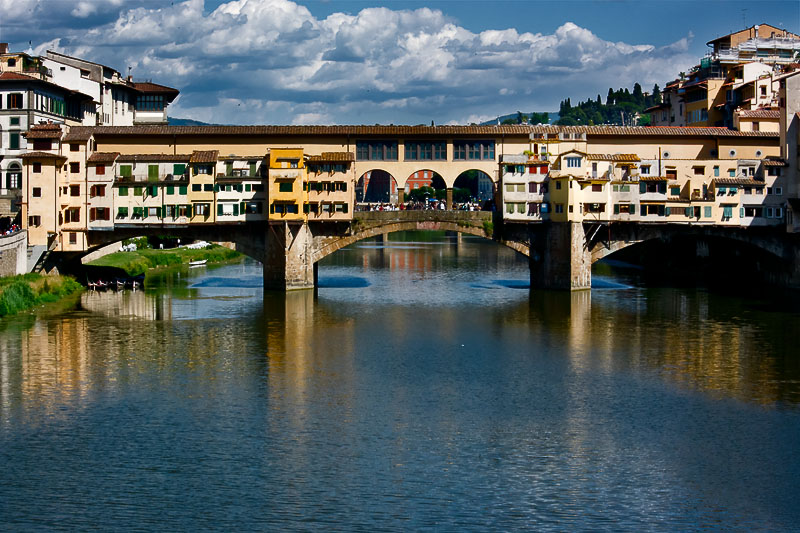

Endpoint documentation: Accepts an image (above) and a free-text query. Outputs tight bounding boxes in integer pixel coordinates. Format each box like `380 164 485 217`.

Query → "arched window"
6 162 22 189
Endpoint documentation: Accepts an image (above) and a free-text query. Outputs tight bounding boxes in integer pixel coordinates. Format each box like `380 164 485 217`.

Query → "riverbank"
85 244 242 277
0 273 83 317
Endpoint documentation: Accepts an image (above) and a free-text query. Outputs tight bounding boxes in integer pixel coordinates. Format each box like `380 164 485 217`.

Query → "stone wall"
0 230 27 277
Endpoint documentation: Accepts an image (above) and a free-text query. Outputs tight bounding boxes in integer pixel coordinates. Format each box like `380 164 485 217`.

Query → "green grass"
0 274 83 317
87 244 241 276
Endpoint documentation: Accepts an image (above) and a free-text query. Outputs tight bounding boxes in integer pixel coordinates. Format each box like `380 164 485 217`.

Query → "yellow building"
268 148 305 222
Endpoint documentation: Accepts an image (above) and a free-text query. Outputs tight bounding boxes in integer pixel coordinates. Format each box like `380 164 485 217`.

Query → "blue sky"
1 0 798 124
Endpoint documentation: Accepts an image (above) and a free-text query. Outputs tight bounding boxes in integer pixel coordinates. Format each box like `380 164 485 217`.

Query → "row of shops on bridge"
15 122 792 253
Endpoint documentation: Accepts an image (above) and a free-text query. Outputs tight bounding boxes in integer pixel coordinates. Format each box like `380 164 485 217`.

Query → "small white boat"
188 259 208 267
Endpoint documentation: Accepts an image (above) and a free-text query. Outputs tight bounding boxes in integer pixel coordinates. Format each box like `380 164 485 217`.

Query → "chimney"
0 43 8 54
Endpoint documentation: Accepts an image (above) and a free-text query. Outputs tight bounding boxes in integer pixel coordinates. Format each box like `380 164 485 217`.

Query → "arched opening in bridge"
454 170 495 209
356 170 398 204
404 170 446 206
595 234 791 288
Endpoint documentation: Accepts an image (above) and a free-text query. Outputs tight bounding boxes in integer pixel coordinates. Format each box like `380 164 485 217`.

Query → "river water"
1 231 799 530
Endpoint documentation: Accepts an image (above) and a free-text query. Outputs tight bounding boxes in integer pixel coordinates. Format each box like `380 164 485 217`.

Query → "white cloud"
16 0 697 125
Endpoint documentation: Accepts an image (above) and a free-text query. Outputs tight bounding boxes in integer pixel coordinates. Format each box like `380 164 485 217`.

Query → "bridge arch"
356 169 399 204
311 212 528 264
453 169 495 204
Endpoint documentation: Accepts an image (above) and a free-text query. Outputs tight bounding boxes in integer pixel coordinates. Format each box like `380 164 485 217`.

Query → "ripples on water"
0 232 799 530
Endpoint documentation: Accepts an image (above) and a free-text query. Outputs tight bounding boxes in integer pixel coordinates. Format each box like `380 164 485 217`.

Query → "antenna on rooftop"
741 9 747 29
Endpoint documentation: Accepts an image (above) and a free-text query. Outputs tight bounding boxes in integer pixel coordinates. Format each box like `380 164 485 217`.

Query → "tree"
633 83 644 105
516 111 526 124
652 83 662 104
607 88 615 105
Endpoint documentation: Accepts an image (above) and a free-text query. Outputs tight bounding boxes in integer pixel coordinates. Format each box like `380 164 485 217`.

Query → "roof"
737 108 780 119
644 103 670 112
0 71 38 82
639 176 669 181
24 123 63 139
131 81 180 95
762 158 788 167
706 23 800 46
586 153 641 162
88 152 120 163
66 124 779 139
116 153 192 162
714 178 765 186
63 130 93 142
190 150 219 163
20 151 67 161
306 152 355 162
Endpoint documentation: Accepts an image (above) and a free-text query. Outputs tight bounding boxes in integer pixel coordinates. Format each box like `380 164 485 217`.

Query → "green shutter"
179 185 187 195
226 162 233 176
155 206 161 218
120 165 132 177
704 206 712 218
119 187 128 196
341 182 347 192
117 207 127 218
167 186 174 195
740 207 745 217
639 182 646 194
245 184 252 192
303 203 310 214
148 165 159 181
665 207 671 216
9 133 19 150
342 203 348 214
249 162 257 176
149 185 158 196
236 184 243 192
241 202 246 213
640 205 646 216
134 187 143 196
233 203 239 216
173 163 186 176
685 207 692 217
214 184 220 192
217 203 223 216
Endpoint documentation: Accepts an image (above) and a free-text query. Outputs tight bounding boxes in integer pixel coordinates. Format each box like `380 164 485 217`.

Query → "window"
7 93 22 109
70 162 80 173
117 207 128 219
70 185 80 196
704 206 712 218
452 141 494 161
69 233 77 245
768 167 781 177
729 169 736 177
194 164 213 175
90 185 106 197
148 165 159 181
136 94 165 111
356 141 398 161
279 182 293 192
693 166 704 175
89 207 110 222
65 207 80 223
9 133 20 150
70 143 79 152
96 164 106 175
7 58 16 67
405 141 447 161
134 187 143 196
640 165 650 175
555 204 564 213
555 181 562 190
194 203 210 216
203 184 213 192
192 184 202 192
670 186 680 196
33 140 51 151
179 185 188 195
591 184 603 192
120 165 132 178
28 215 41 227
167 186 174 195
714 166 719 177
148 185 158 197
566 157 581 168
173 163 186 176
773 187 783 196
147 207 161 218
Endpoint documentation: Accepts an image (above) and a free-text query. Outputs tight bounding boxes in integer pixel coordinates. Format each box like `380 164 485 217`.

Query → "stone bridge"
68 212 800 291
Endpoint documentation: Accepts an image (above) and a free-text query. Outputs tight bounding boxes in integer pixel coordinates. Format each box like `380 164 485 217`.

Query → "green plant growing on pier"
482 220 494 236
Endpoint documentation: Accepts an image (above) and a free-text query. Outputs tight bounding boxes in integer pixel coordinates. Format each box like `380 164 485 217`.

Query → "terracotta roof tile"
68 124 780 139
586 153 641 162
762 158 788 167
714 178 765 186
190 150 219 163
63 129 93 142
132 82 180 95
639 176 669 181
0 71 38 82
306 152 355 162
88 152 119 163
20 151 67 161
23 123 64 139
116 153 192 162
738 108 780 119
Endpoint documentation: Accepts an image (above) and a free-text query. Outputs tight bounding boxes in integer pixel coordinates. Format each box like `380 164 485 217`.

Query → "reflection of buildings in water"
80 289 162 320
